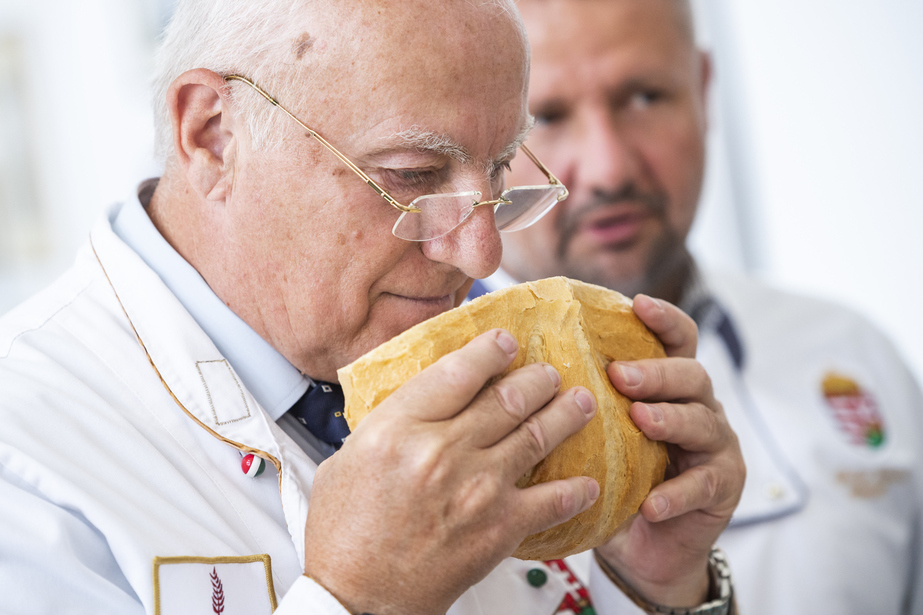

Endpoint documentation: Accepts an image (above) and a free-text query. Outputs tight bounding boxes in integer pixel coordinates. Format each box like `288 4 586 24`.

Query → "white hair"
152 0 524 162
152 0 312 161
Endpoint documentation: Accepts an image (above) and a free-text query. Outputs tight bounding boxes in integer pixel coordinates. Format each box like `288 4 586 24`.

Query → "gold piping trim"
153 554 277 614
90 238 282 475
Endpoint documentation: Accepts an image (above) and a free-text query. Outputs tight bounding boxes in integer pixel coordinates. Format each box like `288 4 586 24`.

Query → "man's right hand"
302 329 600 615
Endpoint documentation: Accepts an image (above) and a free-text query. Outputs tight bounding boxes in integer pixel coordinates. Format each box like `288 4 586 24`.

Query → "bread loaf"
337 276 668 560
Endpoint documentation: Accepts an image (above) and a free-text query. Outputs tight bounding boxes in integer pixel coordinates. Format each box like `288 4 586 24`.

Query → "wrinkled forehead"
282 0 530 153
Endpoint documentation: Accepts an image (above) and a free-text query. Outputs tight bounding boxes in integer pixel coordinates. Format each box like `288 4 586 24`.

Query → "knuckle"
436 354 480 393
693 465 720 503
405 432 451 487
648 361 668 393
551 483 575 522
451 470 501 519
703 405 722 441
673 310 699 349
359 422 402 461
693 362 716 400
522 416 548 457
644 403 670 438
686 401 721 448
490 381 529 422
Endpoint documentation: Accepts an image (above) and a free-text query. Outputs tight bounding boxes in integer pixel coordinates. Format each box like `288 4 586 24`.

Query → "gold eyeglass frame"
224 74 568 233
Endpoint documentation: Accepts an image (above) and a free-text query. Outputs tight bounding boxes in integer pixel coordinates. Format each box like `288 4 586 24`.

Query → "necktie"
289 381 351 450
689 297 745 371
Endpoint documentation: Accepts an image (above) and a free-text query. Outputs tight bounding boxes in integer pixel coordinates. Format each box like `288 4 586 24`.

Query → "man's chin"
368 293 457 345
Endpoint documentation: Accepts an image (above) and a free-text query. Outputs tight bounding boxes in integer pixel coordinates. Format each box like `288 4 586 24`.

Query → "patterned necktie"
289 381 351 450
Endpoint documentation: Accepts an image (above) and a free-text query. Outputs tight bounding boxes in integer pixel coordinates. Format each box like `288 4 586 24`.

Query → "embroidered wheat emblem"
211 567 225 614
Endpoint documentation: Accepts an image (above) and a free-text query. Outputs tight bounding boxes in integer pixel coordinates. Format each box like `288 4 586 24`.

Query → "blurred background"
1 0 921 383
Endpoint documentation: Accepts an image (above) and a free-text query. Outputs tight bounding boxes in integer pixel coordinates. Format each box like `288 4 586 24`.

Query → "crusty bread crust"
338 277 668 560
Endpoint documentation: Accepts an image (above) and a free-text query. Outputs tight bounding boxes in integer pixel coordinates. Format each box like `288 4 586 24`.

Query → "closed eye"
379 167 443 193
490 161 512 181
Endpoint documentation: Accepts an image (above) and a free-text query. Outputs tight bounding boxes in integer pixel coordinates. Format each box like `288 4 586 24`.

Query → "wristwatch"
593 547 735 615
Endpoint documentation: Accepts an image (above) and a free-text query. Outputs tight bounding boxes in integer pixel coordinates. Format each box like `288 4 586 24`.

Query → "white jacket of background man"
0 195 642 615
703 272 923 615
480 265 923 615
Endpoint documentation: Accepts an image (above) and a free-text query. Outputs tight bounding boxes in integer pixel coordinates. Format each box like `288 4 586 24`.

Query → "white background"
1 0 921 385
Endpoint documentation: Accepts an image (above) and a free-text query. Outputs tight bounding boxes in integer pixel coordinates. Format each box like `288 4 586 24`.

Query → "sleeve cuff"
273 575 352 615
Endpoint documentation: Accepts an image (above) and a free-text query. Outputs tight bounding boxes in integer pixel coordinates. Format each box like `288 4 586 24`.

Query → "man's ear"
167 68 237 202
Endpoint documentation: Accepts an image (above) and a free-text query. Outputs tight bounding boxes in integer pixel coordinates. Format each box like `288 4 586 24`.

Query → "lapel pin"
241 453 266 478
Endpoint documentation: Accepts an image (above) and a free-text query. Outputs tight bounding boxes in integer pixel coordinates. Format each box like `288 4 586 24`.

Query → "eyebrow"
384 116 536 173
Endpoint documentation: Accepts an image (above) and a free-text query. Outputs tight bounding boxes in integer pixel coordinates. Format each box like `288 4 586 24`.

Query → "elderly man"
476 0 923 614
0 0 745 613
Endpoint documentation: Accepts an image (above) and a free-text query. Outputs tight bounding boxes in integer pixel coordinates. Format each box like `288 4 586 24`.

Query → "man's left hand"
596 294 746 608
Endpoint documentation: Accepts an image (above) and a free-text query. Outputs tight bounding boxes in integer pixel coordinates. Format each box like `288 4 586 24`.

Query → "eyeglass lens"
392 192 480 241
392 185 565 242
494 185 566 232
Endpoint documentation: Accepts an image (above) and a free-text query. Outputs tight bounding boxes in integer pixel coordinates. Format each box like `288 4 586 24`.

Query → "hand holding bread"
302 279 745 614
339 277 669 559
596 293 745 609
303 316 600 614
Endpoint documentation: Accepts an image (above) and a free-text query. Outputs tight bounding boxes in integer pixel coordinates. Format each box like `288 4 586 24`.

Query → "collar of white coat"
91 199 286 464
110 179 310 421
89 198 317 564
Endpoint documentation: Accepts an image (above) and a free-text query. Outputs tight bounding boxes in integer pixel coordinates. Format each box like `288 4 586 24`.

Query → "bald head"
154 0 527 159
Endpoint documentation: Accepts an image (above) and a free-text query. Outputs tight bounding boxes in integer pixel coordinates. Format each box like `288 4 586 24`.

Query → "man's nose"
421 199 503 280
575 110 639 190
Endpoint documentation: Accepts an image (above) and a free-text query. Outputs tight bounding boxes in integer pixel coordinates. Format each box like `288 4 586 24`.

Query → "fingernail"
646 403 664 423
649 494 669 517
543 364 561 388
618 364 643 386
495 331 518 356
575 389 596 415
586 478 600 501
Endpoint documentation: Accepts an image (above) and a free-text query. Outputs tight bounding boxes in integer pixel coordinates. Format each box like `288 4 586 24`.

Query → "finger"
608 357 716 404
451 362 562 448
638 459 742 522
513 476 601 537
386 329 518 422
629 400 730 453
492 387 597 480
632 294 697 358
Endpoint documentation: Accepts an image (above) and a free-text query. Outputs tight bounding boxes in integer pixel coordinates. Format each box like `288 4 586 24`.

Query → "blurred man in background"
473 0 923 613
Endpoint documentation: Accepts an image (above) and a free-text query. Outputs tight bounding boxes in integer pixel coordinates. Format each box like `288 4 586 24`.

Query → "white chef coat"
0 193 633 614
478 267 923 614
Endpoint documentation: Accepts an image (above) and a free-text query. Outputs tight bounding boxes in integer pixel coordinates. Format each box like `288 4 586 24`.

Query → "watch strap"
593 547 735 615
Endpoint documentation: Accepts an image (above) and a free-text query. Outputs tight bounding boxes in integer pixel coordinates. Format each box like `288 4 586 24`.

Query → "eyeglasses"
225 75 568 241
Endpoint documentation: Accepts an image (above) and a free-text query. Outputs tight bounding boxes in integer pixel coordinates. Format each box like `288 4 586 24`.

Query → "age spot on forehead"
293 32 316 60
